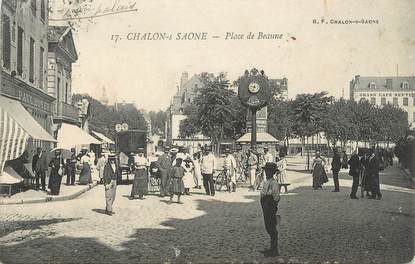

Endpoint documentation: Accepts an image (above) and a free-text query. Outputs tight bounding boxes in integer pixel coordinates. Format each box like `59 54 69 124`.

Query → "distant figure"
79 149 92 185
130 148 149 200
192 152 202 189
260 162 280 257
223 148 237 192
96 152 108 184
48 149 64 195
311 150 328 190
348 150 361 199
32 147 48 191
200 146 216 196
103 153 118 215
263 147 273 163
168 158 185 204
157 147 172 197
65 148 77 186
182 157 194 195
341 150 348 169
247 149 259 191
367 148 382 200
331 149 341 192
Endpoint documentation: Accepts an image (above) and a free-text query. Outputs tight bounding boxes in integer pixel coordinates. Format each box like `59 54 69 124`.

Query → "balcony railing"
56 101 79 123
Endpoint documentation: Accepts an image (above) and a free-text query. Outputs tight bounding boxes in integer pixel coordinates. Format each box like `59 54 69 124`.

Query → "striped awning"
0 96 56 174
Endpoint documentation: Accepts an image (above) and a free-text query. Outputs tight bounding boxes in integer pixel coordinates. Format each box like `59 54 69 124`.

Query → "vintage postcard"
0 0 414 263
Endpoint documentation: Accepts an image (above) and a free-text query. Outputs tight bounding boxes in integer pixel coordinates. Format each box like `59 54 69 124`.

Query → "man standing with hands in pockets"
103 153 118 216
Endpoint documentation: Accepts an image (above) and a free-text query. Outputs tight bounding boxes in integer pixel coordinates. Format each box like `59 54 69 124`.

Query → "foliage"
147 111 168 136
72 94 147 139
291 92 332 138
267 99 294 141
395 136 415 176
178 72 246 146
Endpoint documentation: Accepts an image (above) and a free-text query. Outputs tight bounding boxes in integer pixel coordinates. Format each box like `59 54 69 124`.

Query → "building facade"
47 25 80 128
166 72 210 151
1 0 55 151
350 75 415 128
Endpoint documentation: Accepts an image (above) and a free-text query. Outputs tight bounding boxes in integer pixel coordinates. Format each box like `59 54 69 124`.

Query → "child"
168 158 185 204
182 157 194 195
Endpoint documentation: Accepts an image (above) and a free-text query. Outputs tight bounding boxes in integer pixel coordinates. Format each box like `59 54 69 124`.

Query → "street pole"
251 109 257 151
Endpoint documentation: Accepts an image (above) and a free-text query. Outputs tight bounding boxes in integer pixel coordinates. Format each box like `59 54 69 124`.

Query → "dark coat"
103 161 118 185
32 152 48 172
49 156 65 176
366 155 380 176
331 153 341 172
348 154 360 176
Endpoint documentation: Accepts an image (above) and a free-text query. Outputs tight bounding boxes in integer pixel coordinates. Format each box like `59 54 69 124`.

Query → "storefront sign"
356 92 415 97
17 90 51 112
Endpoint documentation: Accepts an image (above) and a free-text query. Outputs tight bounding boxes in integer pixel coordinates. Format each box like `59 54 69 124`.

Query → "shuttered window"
29 37 35 83
2 14 11 70
17 27 24 75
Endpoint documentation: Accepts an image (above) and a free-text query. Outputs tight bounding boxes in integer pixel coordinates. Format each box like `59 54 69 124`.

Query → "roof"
48 26 78 61
352 76 415 91
236 132 279 143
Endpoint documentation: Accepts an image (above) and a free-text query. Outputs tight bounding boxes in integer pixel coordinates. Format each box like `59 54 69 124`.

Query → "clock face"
248 82 260 94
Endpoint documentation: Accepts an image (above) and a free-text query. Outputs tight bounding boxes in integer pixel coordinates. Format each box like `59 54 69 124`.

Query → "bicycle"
214 169 231 192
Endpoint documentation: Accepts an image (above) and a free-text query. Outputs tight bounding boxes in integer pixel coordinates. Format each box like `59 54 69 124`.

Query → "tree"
178 72 246 152
267 99 294 144
147 110 168 136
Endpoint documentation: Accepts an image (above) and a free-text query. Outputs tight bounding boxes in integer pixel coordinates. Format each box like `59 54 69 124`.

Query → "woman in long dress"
49 150 64 195
182 157 194 195
311 151 328 189
79 153 92 184
130 149 149 200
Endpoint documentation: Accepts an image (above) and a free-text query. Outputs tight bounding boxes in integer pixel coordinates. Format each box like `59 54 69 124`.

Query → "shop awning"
236 132 279 143
0 166 24 184
92 131 115 144
0 96 57 142
57 123 101 149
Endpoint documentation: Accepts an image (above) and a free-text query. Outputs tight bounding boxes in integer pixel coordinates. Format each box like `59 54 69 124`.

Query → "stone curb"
0 182 98 205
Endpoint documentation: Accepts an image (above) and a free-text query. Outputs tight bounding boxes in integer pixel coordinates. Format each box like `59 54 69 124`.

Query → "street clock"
238 74 270 110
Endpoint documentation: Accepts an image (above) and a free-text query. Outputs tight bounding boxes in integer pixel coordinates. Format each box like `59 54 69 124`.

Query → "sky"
50 0 415 111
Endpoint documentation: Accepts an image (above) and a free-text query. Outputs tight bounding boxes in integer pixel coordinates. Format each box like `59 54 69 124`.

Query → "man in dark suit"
367 148 382 200
348 150 361 199
32 147 48 191
331 149 341 192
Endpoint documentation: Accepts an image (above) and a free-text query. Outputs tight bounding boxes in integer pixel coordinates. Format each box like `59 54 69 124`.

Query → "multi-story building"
350 75 415 128
165 72 210 151
1 0 56 148
47 25 80 127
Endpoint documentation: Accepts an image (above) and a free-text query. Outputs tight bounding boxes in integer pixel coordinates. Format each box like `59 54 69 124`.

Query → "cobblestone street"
0 159 413 264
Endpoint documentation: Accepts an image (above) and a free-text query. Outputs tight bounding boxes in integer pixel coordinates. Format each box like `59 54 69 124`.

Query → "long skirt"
169 178 185 195
183 171 194 189
49 172 62 195
79 163 92 184
131 169 148 197
312 164 328 188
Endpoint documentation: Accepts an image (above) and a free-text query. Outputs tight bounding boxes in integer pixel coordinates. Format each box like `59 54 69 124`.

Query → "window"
393 97 398 106
40 0 46 21
31 0 37 16
359 97 366 102
370 97 376 104
39 47 44 88
65 83 68 103
403 97 408 106
401 82 409 89
57 77 61 101
381 97 386 106
369 82 376 89
2 14 11 70
29 37 35 83
17 27 24 75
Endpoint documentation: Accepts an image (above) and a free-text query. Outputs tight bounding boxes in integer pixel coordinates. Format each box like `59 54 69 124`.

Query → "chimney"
180 71 189 88
386 78 393 89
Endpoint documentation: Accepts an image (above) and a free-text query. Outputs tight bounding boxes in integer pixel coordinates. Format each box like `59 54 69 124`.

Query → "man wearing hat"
65 148 77 186
247 149 258 191
260 162 280 257
103 153 118 215
157 147 172 197
200 145 216 196
32 147 48 191
223 148 237 192
366 147 382 200
131 148 149 199
331 148 341 192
